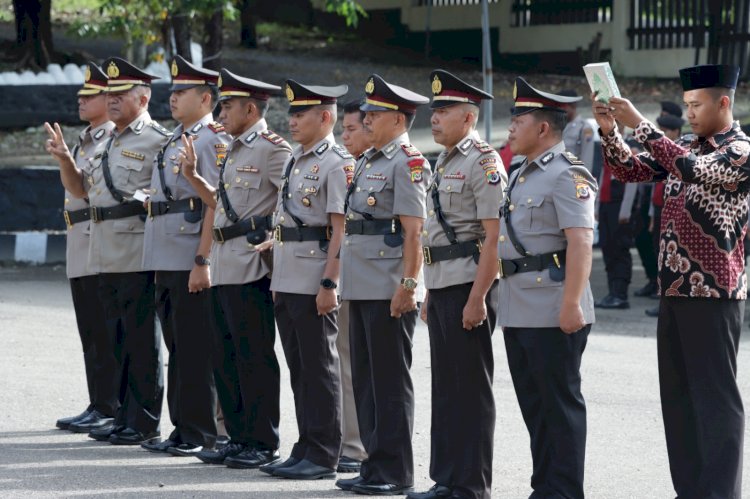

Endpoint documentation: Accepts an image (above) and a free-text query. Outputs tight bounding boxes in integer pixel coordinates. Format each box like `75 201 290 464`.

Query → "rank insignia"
384 143 397 155
332 144 353 159
134 120 145 133
301 196 311 207
366 173 387 181
237 166 258 173
191 123 203 133
444 173 465 180
121 150 145 161
304 174 319 181
401 143 421 157
311 164 320 173
94 129 105 140
208 122 225 133
460 139 472 151
262 130 283 144
315 142 330 156
474 140 494 154
540 152 555 165
367 195 377 206
563 151 584 165
575 182 590 199
245 132 258 144
408 158 424 183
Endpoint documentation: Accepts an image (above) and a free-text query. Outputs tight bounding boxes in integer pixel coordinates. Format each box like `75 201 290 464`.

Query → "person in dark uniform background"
47 63 119 435
335 74 430 496
409 70 505 499
500 77 597 499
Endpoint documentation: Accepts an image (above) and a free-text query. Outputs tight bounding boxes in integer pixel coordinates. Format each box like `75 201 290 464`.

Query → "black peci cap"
660 101 683 118
656 113 685 131
679 64 740 91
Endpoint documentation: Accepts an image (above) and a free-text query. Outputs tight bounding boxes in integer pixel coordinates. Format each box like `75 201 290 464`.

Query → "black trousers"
275 292 342 468
155 270 218 447
99 271 163 434
657 297 744 499
426 282 498 499
504 325 590 499
349 300 417 486
634 187 658 282
598 202 634 298
69 275 120 416
210 278 280 450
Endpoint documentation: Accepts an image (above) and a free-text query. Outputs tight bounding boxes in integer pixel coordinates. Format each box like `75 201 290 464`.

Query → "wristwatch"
194 255 210 266
320 278 338 290
400 277 418 291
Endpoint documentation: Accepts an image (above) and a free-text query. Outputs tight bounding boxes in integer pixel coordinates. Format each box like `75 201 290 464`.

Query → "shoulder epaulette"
149 121 172 137
562 151 584 166
401 143 421 157
208 121 225 133
261 130 284 145
332 144 353 159
473 139 495 154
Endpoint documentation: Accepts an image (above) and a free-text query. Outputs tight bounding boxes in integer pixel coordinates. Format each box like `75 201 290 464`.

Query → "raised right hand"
591 93 616 136
44 122 71 162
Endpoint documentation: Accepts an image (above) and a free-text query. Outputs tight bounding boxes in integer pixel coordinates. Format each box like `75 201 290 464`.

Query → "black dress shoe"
224 448 280 469
141 439 179 453
108 428 160 446
645 306 660 317
407 485 453 499
56 409 91 430
259 456 299 475
273 458 336 480
89 424 123 442
336 475 365 491
634 281 657 297
68 411 114 433
337 455 362 473
352 482 413 495
196 442 246 465
595 295 630 309
215 435 230 447
167 443 203 457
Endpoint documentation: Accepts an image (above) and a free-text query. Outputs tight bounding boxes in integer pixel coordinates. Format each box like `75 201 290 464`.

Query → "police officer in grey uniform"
561 89 597 176
410 70 505 499
259 80 352 480
140 55 229 456
335 74 430 496
47 63 119 434
500 78 597 499
191 69 292 469
52 57 171 445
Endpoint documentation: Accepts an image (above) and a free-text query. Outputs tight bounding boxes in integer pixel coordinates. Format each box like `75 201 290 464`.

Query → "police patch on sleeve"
575 182 591 199
408 158 424 183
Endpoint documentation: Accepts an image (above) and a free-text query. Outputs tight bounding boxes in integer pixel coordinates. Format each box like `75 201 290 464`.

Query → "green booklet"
584 62 621 103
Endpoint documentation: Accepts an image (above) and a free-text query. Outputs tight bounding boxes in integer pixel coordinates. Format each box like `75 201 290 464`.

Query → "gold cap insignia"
84 66 91 82
431 75 442 95
512 82 517 100
217 75 222 87
365 77 375 95
107 61 120 79
171 60 178 77
285 84 294 102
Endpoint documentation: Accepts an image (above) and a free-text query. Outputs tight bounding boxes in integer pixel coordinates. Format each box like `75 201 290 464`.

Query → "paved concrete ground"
1 253 750 498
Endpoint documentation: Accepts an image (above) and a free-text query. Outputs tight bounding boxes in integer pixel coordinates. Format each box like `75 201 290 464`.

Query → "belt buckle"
344 220 350 236
189 198 195 211
147 199 153 219
391 219 396 234
251 217 257 231
212 226 225 243
89 206 100 223
273 226 282 242
63 210 72 228
498 258 504 278
423 246 432 265
325 225 332 240
476 238 483 252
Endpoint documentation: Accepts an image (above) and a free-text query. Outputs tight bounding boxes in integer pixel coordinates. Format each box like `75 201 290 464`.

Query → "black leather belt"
344 218 401 235
148 197 202 217
63 207 91 227
89 202 146 223
423 239 482 265
212 215 273 243
499 250 566 278
274 225 330 242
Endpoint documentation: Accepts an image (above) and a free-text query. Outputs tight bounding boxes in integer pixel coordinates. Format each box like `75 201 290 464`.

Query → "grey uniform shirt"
497 141 597 328
65 121 115 279
341 132 430 301
563 114 597 173
143 114 231 271
210 119 292 286
423 130 506 290
87 112 171 274
271 135 352 295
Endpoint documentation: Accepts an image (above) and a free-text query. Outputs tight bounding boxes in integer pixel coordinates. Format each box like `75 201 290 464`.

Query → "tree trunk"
202 8 223 70
12 0 54 69
239 0 258 49
172 11 192 61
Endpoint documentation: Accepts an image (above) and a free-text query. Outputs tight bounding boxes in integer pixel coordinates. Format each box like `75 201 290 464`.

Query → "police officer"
500 77 597 499
561 89 597 173
46 63 119 434
140 55 230 456
191 69 292 468
259 80 352 480
51 57 170 445
410 70 505 499
335 74 430 496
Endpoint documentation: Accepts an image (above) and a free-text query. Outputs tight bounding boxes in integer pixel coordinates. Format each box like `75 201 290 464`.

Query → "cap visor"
360 102 394 113
170 83 200 92
287 105 315 115
429 100 462 109
107 83 137 93
78 88 103 96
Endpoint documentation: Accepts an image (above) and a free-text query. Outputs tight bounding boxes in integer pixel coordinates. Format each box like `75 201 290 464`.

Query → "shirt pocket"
164 214 201 236
517 271 564 289
229 172 262 207
114 158 146 187
293 246 327 259
362 243 402 260
517 195 546 231
112 218 145 234
438 179 466 213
